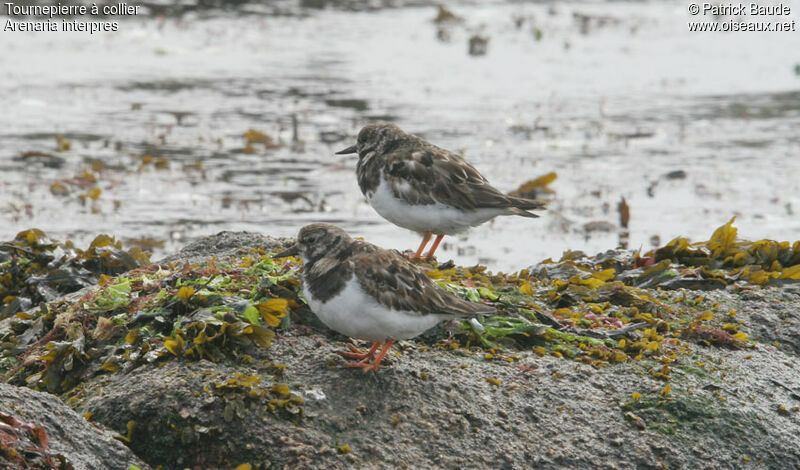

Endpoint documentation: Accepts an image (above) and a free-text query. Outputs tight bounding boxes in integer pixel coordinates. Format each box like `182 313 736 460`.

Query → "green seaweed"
1 218 796 398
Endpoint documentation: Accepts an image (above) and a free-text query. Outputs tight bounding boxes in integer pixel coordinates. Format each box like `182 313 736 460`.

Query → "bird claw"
342 360 380 371
339 339 395 372
337 350 373 360
336 342 379 361
403 251 435 263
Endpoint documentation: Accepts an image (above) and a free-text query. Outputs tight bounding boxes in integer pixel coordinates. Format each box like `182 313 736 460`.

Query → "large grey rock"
69 328 800 469
0 383 148 470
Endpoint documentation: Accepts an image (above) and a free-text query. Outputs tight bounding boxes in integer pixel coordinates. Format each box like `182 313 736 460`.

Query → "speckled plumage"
339 122 546 236
274 223 495 344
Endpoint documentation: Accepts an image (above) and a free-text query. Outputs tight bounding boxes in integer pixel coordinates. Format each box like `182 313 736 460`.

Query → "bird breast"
366 175 507 235
303 277 446 342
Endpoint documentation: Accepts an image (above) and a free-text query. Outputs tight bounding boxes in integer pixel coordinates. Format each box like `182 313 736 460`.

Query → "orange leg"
343 338 395 371
367 339 395 370
338 342 381 360
411 232 432 259
424 234 445 260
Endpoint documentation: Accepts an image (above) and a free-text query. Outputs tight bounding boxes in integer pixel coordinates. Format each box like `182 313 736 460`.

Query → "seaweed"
0 229 149 320
1 218 795 398
1 237 298 394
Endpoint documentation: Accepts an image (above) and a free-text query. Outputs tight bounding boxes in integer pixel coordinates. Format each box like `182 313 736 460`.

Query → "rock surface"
70 328 800 469
3 231 800 469
158 230 286 265
0 383 148 470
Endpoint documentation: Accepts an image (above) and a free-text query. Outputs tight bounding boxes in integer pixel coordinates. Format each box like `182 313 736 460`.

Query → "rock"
4 231 800 469
158 230 285 265
0 383 148 470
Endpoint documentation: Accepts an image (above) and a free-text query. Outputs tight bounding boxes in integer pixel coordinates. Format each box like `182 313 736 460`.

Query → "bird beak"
272 244 300 258
335 144 358 155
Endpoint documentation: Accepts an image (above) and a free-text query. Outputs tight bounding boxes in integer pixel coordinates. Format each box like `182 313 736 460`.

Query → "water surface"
2 1 799 271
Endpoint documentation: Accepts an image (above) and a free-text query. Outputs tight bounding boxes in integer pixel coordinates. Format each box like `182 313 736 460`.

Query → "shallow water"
2 1 799 271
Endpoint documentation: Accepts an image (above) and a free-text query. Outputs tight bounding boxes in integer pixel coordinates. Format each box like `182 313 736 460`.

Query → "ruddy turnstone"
273 223 495 371
336 123 546 260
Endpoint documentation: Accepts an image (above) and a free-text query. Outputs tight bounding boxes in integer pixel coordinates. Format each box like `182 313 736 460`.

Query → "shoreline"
1 223 799 468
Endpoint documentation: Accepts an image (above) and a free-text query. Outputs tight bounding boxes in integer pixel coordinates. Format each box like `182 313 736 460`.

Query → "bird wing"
351 247 495 317
383 143 545 213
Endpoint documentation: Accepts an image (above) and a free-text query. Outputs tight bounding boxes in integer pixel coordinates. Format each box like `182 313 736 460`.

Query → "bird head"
273 223 352 264
335 122 406 158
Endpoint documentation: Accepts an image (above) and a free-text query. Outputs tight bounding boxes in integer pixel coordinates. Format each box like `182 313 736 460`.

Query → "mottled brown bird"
336 122 546 259
274 223 494 371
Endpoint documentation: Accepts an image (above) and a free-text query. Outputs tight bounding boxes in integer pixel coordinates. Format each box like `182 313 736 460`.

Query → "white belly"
366 176 508 235
303 277 447 342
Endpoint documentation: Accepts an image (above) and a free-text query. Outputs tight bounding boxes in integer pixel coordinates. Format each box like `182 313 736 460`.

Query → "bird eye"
306 236 316 244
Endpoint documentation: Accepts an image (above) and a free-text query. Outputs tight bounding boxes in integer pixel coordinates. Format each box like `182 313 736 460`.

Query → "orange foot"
337 342 381 360
343 359 380 370
342 339 395 372
408 232 433 259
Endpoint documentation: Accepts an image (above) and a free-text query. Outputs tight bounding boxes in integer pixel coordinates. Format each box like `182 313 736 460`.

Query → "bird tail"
448 298 496 317
472 303 497 316
507 196 547 218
